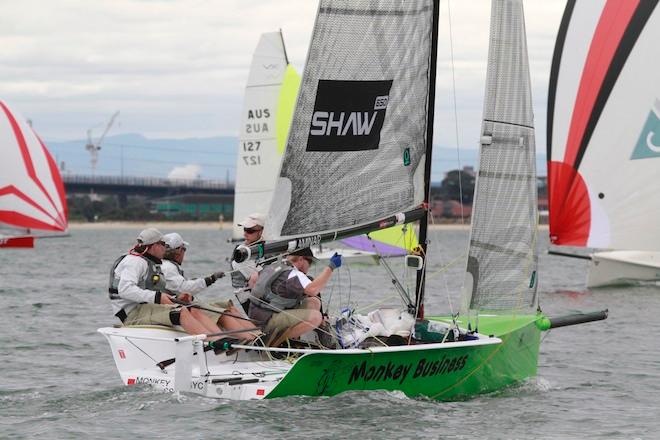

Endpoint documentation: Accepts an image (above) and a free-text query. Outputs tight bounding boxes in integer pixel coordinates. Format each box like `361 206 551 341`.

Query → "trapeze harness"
108 253 167 322
250 260 304 313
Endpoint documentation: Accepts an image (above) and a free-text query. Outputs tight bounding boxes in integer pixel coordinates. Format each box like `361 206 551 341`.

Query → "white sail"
547 0 660 251
462 0 538 313
265 1 434 240
232 32 300 240
0 100 68 244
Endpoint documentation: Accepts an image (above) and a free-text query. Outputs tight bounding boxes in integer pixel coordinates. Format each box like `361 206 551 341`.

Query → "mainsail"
0 100 68 248
265 1 434 240
232 31 301 240
547 0 660 251
462 0 538 313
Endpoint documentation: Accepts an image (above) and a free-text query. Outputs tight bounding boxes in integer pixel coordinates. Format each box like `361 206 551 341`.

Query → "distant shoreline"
68 221 548 231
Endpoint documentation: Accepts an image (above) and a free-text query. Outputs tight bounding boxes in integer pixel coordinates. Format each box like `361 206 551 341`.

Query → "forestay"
233 32 301 240
547 0 660 251
462 0 538 313
265 0 434 240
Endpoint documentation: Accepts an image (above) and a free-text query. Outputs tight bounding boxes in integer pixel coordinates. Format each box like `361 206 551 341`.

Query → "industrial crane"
85 111 119 175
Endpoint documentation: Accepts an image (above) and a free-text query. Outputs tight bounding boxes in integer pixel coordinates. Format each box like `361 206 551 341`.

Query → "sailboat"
0 100 68 248
99 0 606 401
547 0 660 288
231 31 301 241
231 32 414 264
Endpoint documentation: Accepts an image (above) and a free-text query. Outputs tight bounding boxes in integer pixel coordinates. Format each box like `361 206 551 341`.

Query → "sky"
1 0 566 171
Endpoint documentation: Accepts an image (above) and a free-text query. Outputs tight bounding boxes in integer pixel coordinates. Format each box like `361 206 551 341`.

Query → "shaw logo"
631 99 660 160
307 79 393 151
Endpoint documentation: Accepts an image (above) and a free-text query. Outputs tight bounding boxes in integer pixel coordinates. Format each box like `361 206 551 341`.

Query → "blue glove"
329 253 342 270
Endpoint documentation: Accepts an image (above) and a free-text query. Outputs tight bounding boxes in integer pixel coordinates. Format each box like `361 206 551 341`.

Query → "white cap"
237 212 266 229
137 228 163 245
163 232 189 249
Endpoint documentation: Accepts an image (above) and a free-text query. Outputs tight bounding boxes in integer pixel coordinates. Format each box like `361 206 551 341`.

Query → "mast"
414 0 440 320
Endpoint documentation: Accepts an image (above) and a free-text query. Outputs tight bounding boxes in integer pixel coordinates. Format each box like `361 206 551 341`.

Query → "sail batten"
461 0 539 314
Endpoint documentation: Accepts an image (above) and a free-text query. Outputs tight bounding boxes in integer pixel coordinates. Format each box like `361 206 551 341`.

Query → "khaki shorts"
264 298 315 335
200 300 231 323
124 303 182 326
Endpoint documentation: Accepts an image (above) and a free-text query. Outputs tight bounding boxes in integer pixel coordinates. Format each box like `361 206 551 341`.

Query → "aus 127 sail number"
242 141 261 166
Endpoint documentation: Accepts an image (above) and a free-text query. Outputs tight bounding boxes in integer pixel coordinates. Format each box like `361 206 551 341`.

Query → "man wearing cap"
248 248 342 346
108 228 225 338
230 213 267 312
161 232 256 339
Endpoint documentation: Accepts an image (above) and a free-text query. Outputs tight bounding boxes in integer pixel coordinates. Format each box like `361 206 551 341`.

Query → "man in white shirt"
162 232 258 340
109 228 224 339
230 213 267 312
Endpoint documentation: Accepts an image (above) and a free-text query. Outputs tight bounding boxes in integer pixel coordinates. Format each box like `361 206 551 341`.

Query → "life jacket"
250 259 302 312
108 253 166 299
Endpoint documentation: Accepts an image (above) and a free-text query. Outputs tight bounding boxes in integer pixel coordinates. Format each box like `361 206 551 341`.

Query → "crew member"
248 247 342 346
162 232 257 340
108 228 224 339
230 213 266 312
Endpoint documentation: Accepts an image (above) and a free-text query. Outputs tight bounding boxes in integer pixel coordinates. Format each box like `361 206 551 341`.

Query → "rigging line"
429 213 456 317
447 0 465 224
125 336 159 364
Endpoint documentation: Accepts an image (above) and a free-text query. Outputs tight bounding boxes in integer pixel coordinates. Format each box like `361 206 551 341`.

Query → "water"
1 226 658 439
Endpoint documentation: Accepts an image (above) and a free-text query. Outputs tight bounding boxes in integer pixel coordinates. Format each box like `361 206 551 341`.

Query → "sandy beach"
68 221 548 231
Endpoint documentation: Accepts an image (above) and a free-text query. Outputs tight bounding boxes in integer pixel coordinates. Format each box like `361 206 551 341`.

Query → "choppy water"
1 227 658 439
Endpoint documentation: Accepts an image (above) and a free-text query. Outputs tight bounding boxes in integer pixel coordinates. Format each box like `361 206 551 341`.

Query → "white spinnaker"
550 1 660 250
232 32 291 240
0 100 67 232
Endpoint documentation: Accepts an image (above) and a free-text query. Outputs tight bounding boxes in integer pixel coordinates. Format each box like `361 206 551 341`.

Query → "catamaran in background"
100 0 606 401
0 100 68 248
546 0 660 288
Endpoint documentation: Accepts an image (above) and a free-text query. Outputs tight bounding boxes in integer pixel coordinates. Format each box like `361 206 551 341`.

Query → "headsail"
232 31 301 240
547 0 660 251
265 1 435 241
0 100 68 247
461 0 538 314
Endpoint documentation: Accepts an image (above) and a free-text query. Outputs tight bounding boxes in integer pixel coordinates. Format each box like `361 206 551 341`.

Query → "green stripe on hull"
267 315 541 400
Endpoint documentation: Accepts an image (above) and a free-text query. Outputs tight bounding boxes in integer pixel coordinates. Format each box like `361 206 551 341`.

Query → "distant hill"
46 133 547 182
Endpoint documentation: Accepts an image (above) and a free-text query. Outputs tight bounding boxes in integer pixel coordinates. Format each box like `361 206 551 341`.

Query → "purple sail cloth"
340 236 406 256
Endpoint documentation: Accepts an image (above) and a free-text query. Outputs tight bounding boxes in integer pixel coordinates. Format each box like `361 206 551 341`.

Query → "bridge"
63 174 234 198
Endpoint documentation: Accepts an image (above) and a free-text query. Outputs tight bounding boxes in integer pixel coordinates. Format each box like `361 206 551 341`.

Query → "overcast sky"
1 0 565 152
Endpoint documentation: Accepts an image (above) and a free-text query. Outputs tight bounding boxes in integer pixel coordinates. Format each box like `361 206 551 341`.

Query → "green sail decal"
276 64 302 155
630 102 660 160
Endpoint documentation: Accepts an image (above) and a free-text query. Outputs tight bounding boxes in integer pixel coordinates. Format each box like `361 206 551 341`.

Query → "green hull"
267 314 542 400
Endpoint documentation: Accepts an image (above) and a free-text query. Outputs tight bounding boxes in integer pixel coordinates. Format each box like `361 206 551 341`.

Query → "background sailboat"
231 31 301 241
547 0 660 287
0 100 68 248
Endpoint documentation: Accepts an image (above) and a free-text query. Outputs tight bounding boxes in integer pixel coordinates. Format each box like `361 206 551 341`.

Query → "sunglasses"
244 227 262 234
154 241 166 246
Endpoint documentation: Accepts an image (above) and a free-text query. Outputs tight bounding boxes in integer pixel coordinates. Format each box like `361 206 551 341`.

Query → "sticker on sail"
307 79 393 151
630 99 660 160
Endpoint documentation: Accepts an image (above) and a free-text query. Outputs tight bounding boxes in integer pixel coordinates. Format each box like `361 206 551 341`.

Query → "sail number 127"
242 141 261 166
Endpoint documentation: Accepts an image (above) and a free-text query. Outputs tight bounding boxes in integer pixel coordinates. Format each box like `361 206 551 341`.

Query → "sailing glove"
328 253 342 270
205 271 226 286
